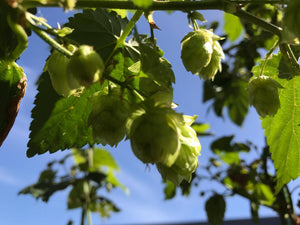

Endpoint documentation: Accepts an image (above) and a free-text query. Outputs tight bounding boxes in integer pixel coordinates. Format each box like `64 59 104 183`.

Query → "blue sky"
0 7 289 225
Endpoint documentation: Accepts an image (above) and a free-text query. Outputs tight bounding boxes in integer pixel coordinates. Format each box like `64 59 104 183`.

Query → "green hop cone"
88 88 130 147
45 48 75 97
67 45 104 88
156 115 201 185
283 0 300 39
181 29 224 79
248 75 283 118
127 105 181 167
199 41 224 80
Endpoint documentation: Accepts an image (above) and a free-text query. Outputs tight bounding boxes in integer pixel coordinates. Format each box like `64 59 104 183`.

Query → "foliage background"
1 6 293 225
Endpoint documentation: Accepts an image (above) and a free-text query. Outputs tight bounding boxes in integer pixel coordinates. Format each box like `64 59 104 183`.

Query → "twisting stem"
28 13 52 29
6 14 28 61
26 12 73 57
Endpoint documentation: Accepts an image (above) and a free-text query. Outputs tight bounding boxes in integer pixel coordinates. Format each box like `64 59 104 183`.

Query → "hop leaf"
283 0 300 39
205 194 226 225
248 75 283 118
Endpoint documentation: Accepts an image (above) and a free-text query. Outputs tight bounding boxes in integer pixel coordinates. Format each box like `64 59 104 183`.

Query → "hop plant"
127 103 182 167
88 88 130 147
44 45 77 97
181 29 224 80
248 75 283 118
156 115 201 185
283 0 300 39
67 45 104 88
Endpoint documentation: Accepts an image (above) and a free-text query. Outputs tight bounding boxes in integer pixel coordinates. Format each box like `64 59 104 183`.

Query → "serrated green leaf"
19 180 71 202
205 194 226 225
110 51 138 83
67 181 88 209
211 135 250 153
133 0 152 8
252 53 300 192
203 69 249 126
226 80 249 126
107 170 128 193
65 8 128 61
38 169 57 183
223 13 243 42
90 196 120 218
27 72 103 157
211 136 234 152
140 44 175 86
216 151 240 165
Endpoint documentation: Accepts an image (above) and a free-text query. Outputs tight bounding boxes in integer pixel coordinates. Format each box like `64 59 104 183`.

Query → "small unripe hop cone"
181 29 225 80
248 75 283 117
127 107 181 167
67 45 104 89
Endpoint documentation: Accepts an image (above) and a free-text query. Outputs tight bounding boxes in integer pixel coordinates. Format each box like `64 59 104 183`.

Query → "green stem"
276 185 296 225
87 210 92 225
21 0 289 10
84 148 93 225
26 13 73 57
118 10 143 47
280 43 300 71
28 13 52 29
105 74 146 100
21 0 284 38
259 37 279 76
192 19 199 31
20 0 232 10
6 14 28 61
81 208 85 225
104 10 143 65
234 9 282 37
